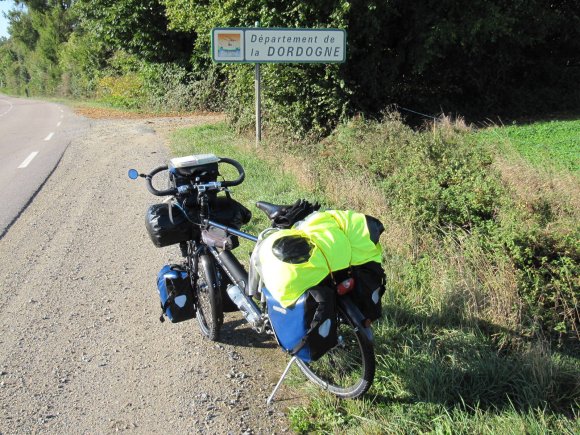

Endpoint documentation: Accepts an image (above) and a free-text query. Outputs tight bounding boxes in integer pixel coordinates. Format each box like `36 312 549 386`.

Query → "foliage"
96 73 144 109
2 0 580 132
170 120 580 435
140 62 226 112
74 0 195 65
163 0 580 134
58 31 107 98
163 0 351 136
1 0 73 95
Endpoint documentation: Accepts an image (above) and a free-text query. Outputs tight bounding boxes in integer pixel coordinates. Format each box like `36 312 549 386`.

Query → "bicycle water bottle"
226 284 261 326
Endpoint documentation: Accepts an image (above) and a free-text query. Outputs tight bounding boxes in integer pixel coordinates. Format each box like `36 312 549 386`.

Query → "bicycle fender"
337 295 374 346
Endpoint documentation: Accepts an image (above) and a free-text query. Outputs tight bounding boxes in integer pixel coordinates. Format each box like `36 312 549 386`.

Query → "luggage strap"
159 279 177 322
289 288 327 356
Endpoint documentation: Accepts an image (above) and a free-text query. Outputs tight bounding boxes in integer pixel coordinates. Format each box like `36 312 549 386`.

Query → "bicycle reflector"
337 278 355 295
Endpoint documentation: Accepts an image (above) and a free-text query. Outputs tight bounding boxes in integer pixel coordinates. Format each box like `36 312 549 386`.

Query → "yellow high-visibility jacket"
257 210 382 307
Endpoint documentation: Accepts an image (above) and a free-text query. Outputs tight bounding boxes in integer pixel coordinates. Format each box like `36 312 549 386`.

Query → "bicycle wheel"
296 307 375 398
194 253 223 341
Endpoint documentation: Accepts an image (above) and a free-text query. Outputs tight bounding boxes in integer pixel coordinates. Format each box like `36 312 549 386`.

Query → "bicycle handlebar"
218 157 245 187
145 165 178 197
144 157 245 197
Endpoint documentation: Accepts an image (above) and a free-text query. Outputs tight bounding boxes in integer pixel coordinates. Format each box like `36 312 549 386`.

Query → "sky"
0 1 16 39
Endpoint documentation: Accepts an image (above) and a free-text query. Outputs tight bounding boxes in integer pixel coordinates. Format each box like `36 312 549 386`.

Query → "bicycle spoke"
296 308 375 398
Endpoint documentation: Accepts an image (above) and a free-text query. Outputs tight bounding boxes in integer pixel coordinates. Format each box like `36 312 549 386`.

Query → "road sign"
211 26 347 144
212 28 346 63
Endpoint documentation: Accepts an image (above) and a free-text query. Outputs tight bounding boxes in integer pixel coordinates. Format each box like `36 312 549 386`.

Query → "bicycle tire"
194 253 223 341
295 307 375 398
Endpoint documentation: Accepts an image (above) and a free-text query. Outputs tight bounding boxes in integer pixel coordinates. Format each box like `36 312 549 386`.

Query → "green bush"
501 228 579 339
141 62 226 112
96 73 145 109
162 0 580 136
283 113 579 343
58 32 106 98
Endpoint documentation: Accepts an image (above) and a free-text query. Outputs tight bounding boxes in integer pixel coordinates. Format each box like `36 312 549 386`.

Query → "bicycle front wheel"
296 307 375 398
194 253 223 341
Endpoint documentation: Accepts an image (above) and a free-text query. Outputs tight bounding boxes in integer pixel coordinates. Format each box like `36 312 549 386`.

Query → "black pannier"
351 261 386 321
145 195 250 249
209 195 252 229
145 203 195 248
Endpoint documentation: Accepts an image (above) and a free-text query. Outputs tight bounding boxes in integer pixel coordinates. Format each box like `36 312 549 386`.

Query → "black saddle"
255 201 288 220
255 199 321 228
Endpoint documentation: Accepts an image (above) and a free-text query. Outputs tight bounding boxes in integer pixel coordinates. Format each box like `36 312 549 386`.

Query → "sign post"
211 27 346 143
254 22 261 145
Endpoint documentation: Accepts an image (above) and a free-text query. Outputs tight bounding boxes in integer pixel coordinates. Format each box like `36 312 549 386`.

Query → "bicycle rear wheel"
296 307 375 398
194 253 223 341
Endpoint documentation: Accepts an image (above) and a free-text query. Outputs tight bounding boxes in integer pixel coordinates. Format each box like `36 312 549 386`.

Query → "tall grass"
169 118 579 433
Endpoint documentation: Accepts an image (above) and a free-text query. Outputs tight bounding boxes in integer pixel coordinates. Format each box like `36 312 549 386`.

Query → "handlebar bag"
264 285 337 363
169 158 219 182
145 203 194 248
351 261 386 321
209 195 252 230
157 264 196 323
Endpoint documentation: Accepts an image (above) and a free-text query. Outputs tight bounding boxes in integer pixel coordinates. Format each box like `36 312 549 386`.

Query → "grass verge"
169 119 579 433
475 119 580 173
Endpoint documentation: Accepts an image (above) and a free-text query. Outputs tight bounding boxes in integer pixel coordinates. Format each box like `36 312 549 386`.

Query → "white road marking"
0 99 14 117
44 132 54 141
57 121 62 127
18 152 39 169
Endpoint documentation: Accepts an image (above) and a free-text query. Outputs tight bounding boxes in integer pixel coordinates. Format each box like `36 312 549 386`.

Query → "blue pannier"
264 285 337 363
156 264 196 323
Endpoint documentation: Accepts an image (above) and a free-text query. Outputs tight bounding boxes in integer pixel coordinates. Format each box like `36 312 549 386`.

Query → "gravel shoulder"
0 114 294 434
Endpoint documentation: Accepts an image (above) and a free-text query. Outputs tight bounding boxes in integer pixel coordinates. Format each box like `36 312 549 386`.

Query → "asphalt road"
0 94 88 238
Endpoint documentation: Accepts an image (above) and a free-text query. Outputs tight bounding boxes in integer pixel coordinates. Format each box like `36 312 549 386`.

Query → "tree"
74 0 195 65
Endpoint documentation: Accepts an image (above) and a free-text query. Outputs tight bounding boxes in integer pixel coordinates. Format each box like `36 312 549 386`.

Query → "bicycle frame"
196 219 272 333
201 219 374 345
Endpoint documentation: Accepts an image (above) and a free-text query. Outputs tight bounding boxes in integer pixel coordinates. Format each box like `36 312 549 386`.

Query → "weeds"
169 118 579 433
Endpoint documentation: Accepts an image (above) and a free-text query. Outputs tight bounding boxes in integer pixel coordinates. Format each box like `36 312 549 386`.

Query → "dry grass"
430 113 473 137
494 155 580 225
242 115 577 343
250 129 525 333
431 232 522 329
251 119 525 333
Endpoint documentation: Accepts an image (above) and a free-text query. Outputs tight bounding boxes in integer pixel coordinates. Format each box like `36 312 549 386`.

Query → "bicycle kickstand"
266 356 297 405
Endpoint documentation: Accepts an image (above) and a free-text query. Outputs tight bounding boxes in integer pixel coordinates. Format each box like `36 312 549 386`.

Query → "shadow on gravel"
220 317 278 349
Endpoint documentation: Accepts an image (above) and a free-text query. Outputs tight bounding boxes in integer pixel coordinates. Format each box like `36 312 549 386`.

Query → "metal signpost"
211 26 346 144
